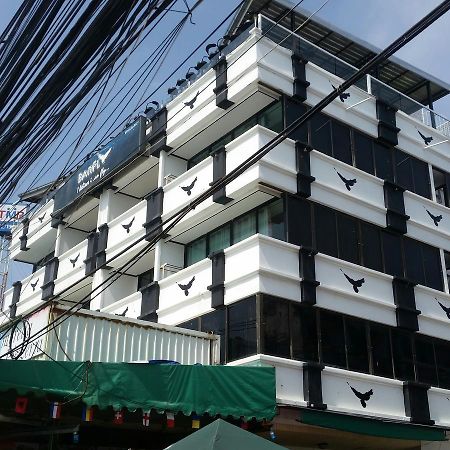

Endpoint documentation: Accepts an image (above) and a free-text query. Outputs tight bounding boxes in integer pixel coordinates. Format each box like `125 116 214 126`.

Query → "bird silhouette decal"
31 279 39 291
97 148 111 164
347 382 373 408
425 208 442 227
331 84 350 102
417 129 433 146
178 276 195 296
180 177 197 196
437 299 450 319
116 307 128 317
334 168 357 191
184 91 200 109
69 253 80 268
122 216 135 234
38 212 46 223
340 269 365 293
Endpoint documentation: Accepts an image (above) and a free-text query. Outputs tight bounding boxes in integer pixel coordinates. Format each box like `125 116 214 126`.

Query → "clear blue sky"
1 0 450 283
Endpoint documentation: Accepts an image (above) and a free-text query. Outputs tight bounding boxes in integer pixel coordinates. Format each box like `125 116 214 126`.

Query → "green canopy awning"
299 409 446 442
0 360 276 421
165 418 287 449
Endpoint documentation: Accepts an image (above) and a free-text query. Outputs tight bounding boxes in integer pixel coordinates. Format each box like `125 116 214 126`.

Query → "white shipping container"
0 305 219 365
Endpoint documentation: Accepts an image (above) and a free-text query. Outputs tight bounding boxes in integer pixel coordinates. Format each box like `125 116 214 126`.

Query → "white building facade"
4 1 450 448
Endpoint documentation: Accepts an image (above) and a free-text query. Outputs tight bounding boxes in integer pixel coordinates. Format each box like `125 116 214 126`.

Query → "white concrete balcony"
405 191 450 252
10 200 57 264
101 290 142 319
163 125 295 243
429 387 450 427
53 239 90 301
14 266 46 316
105 199 148 268
310 151 386 228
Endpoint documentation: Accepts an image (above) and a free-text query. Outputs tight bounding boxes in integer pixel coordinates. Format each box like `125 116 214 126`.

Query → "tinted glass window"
314 205 338 257
370 324 393 378
374 142 393 181
391 330 414 380
228 297 257 362
258 200 285 240
234 116 257 138
354 131 374 175
209 224 231 255
415 337 437 386
382 231 403 277
435 341 450 389
186 237 207 266
311 113 332 156
332 121 352 165
422 244 443 291
233 211 257 244
291 303 318 362
337 214 359 264
178 318 199 331
411 158 431 199
346 317 369 372
394 150 414 192
262 296 290 358
320 310 346 367
259 101 283 132
201 309 226 363
361 223 382 272
403 237 425 286
138 269 154 290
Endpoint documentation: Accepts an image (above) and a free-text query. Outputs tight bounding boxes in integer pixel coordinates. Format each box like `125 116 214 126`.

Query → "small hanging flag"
82 406 94 422
191 415 200 429
166 412 175 428
15 397 28 414
142 411 150 427
113 410 124 425
50 402 61 419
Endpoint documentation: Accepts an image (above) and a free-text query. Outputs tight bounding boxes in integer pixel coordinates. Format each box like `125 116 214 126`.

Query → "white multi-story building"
3 0 450 448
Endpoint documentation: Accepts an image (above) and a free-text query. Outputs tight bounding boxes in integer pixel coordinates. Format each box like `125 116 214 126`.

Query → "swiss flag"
15 397 28 414
113 410 124 425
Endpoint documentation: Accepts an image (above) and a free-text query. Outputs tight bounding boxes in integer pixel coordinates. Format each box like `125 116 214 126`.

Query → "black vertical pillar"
303 362 327 409
283 95 308 143
144 187 164 241
96 224 108 267
214 56 234 109
42 257 59 300
84 231 98 275
299 247 319 305
392 278 420 331
376 100 400 146
291 52 309 102
403 381 433 425
139 282 160 322
149 107 170 157
9 281 22 319
296 141 314 197
19 218 29 251
208 251 226 308
384 181 409 234
51 214 65 229
211 146 232 204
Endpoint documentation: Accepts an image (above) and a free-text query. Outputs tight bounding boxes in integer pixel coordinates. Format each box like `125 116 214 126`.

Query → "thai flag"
50 402 61 419
166 412 175 428
142 411 150 427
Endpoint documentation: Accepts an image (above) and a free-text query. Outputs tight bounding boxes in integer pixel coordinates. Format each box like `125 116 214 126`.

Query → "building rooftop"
228 0 450 106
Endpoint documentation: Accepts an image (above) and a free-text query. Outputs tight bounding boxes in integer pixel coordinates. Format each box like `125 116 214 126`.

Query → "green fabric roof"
0 360 276 421
165 419 287 450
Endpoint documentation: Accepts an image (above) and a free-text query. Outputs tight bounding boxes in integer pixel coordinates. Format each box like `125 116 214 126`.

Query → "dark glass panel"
262 296 290 358
186 236 207 266
403 237 425 286
370 324 393 378
137 268 154 290
201 309 226 364
422 243 443 291
337 213 359 264
320 310 346 368
177 317 199 331
361 223 383 272
234 116 257 138
411 158 431 199
209 224 231 254
259 101 283 132
373 142 393 181
391 329 414 380
394 150 414 192
354 131 374 175
228 297 257 362
311 113 332 156
314 204 338 258
332 121 352 165
415 336 438 386
435 341 450 389
291 303 318 362
233 211 257 244
258 199 285 241
345 317 369 372
381 231 403 277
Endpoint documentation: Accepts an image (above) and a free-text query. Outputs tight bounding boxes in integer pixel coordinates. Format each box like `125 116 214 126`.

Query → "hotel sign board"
0 204 27 235
53 116 147 214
